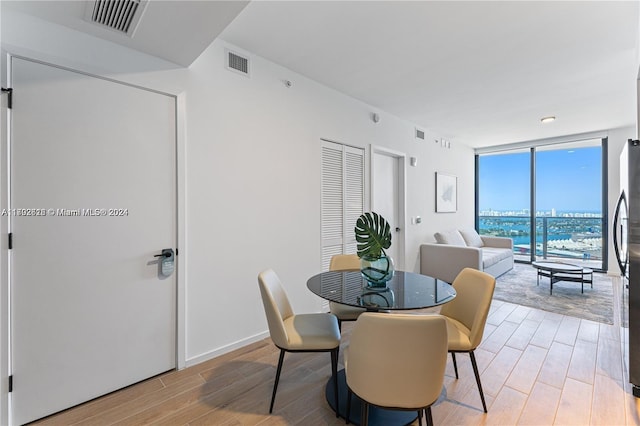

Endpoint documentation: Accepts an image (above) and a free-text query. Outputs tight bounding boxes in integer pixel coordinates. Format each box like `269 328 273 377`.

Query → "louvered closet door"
321 142 344 272
344 147 364 253
321 140 364 308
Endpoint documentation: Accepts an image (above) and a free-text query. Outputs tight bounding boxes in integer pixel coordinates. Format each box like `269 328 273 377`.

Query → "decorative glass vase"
360 255 395 288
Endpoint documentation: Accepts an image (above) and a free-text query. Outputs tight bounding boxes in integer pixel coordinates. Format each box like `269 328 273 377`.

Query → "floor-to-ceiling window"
476 138 607 271
477 149 532 262
534 140 604 269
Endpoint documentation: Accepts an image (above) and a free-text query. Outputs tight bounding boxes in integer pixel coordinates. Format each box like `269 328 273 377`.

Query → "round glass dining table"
306 270 456 311
306 270 456 425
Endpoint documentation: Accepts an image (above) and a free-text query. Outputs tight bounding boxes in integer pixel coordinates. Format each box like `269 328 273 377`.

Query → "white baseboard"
184 331 270 368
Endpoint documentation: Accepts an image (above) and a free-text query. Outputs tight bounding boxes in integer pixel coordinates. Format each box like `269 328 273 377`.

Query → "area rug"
493 263 614 324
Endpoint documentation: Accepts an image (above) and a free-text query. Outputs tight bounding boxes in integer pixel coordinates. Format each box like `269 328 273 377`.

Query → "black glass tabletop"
306 270 456 311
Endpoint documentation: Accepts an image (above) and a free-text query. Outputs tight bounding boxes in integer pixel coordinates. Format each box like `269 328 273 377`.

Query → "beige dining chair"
257 269 341 415
345 312 448 426
439 267 496 413
329 254 366 330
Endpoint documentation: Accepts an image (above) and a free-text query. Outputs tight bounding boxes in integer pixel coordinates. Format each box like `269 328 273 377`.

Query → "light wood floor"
35 276 640 425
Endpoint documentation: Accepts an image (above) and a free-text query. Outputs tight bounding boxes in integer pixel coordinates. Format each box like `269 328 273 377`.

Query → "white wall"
174 39 475 361
1 8 474 367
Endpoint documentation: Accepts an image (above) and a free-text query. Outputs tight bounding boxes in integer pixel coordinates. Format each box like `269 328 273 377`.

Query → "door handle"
154 248 174 277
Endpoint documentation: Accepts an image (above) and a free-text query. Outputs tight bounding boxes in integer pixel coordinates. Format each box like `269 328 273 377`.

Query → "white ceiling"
5 1 639 149
2 0 249 66
220 1 639 148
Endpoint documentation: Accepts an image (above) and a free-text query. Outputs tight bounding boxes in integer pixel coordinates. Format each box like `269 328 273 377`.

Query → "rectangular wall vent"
226 49 250 77
84 0 147 36
415 128 425 140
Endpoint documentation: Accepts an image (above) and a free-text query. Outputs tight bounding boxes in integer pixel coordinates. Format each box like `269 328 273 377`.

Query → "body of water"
478 216 603 260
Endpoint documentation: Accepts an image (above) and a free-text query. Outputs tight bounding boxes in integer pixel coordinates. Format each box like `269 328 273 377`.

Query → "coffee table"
532 261 593 295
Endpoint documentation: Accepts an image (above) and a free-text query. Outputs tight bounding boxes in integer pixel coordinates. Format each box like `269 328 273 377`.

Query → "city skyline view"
479 208 602 217
478 145 603 214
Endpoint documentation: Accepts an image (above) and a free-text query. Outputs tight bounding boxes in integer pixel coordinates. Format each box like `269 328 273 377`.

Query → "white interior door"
10 57 177 424
372 150 404 269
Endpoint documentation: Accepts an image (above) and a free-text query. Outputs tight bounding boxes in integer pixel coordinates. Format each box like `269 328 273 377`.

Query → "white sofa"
420 228 514 283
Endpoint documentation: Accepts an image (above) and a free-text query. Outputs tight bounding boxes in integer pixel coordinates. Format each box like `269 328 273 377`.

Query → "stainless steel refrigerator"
614 138 640 396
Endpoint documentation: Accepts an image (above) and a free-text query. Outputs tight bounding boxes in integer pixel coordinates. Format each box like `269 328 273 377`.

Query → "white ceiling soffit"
219 1 640 148
3 0 250 67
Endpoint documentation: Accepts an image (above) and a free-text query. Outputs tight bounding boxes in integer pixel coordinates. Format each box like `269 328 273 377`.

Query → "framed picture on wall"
436 172 457 213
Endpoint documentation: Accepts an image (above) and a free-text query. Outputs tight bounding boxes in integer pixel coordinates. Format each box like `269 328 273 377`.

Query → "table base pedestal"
325 369 418 426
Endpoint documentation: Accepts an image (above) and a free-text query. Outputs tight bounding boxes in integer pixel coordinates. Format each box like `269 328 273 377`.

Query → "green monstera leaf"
354 212 392 260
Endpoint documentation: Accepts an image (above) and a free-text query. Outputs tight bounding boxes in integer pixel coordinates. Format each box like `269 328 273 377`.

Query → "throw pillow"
434 229 467 246
459 228 484 248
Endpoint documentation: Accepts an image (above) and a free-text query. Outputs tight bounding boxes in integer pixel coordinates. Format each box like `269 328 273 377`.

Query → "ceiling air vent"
84 0 147 36
415 128 425 140
226 49 250 77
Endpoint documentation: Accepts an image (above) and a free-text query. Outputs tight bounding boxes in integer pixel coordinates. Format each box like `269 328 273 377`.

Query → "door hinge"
1 88 12 109
8 375 12 392
175 248 178 256
8 233 12 250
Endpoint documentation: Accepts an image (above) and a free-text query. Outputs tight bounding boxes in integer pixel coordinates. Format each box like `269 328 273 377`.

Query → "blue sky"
479 146 602 212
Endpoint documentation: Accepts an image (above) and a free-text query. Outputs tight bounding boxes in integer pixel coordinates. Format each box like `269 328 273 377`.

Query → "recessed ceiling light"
541 116 556 123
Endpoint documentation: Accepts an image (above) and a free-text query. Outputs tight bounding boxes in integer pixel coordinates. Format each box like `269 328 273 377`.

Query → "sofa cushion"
459 228 484 248
434 229 467 246
482 247 513 268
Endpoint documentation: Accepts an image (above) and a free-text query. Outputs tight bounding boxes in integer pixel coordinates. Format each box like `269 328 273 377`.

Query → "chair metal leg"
346 387 352 424
418 409 423 426
426 406 434 426
361 400 369 426
451 352 459 379
469 350 488 413
331 348 339 417
269 349 286 413
338 318 343 332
